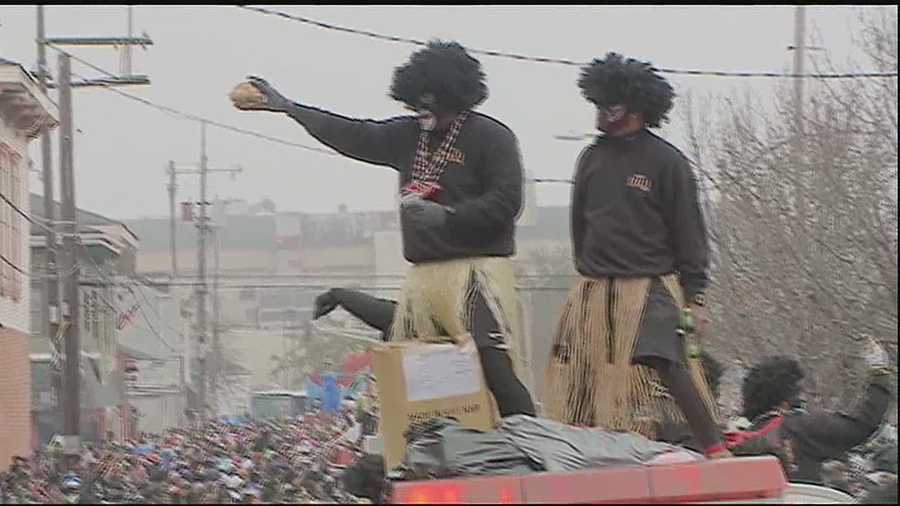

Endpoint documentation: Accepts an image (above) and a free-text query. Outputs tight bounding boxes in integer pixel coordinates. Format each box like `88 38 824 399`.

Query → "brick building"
0 57 59 465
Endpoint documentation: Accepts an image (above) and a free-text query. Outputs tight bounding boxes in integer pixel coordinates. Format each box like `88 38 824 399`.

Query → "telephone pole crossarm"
42 35 153 47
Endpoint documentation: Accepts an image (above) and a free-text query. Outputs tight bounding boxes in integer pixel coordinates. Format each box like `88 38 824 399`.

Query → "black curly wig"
741 356 805 420
577 52 675 128
389 40 488 113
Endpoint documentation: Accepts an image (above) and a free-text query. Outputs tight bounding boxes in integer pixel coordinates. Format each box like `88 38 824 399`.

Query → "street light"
553 132 596 141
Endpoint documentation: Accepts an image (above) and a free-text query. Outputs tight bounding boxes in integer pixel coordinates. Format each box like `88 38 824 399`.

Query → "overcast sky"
1 5 868 219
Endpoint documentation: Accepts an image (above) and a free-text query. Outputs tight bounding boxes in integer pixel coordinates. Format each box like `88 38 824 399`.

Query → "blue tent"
322 374 342 414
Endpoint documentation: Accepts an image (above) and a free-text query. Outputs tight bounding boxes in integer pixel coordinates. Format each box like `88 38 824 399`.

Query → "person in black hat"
232 40 534 418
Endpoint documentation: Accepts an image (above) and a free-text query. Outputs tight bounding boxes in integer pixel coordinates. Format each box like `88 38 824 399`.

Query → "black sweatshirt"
731 371 893 484
285 105 523 264
571 129 709 300
782 371 894 483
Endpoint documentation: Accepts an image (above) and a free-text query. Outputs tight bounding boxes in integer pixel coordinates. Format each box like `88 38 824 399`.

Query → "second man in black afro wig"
577 52 675 129
544 49 728 458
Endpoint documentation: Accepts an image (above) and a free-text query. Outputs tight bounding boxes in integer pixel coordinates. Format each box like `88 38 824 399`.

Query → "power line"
41 44 597 188
43 43 339 156
237 5 899 79
41 43 580 185
0 190 56 235
0 253 31 277
77 241 179 353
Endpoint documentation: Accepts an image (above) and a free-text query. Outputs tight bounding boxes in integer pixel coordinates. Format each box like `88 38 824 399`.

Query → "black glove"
244 76 293 113
313 288 343 319
401 195 449 229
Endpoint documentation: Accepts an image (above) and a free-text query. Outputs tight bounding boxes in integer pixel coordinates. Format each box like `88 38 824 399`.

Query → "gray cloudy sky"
1 5 865 219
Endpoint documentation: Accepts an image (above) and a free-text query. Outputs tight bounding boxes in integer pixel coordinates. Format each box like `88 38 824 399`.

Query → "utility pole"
57 52 80 462
38 7 152 462
36 5 63 419
210 217 222 408
168 138 241 418
197 121 209 419
167 161 178 276
792 5 807 135
120 6 133 76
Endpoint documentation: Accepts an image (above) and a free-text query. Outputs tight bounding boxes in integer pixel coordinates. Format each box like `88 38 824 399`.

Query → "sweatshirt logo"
626 174 652 192
445 147 466 165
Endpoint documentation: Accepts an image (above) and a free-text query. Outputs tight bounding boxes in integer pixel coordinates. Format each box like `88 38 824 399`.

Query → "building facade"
27 192 184 444
0 57 58 465
125 200 576 400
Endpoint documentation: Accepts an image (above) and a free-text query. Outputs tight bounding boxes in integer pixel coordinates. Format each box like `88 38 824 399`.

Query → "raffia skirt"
542 274 718 438
388 256 530 392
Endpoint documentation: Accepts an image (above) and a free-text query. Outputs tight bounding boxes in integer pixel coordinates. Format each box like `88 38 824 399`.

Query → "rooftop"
29 193 139 243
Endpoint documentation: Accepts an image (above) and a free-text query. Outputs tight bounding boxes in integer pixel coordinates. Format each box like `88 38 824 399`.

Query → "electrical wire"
44 43 339 156
0 190 55 235
77 241 180 353
43 44 596 187
0 253 31 277
237 5 899 79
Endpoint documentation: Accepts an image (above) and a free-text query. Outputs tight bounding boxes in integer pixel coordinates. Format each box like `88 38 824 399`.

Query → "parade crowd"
1 403 373 504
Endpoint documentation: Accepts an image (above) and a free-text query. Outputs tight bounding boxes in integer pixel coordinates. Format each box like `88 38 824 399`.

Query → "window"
0 143 25 302
0 144 9 298
10 150 22 301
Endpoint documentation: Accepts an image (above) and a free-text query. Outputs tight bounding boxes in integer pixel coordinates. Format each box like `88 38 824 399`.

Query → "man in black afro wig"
577 52 675 129
389 40 488 116
741 356 805 421
544 51 729 459
729 338 894 484
231 40 536 420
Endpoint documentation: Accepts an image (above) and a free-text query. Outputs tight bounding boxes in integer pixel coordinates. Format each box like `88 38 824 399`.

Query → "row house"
0 57 58 465
29 193 151 444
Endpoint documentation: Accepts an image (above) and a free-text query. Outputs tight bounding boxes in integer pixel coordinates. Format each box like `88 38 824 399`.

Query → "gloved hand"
862 336 890 371
234 76 293 113
313 288 343 319
401 195 449 229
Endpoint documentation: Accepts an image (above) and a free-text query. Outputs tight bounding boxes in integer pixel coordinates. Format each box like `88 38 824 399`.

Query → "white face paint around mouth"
418 112 437 131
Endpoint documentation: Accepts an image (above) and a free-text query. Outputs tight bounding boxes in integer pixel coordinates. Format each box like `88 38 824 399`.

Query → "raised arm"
783 339 894 461
231 77 415 168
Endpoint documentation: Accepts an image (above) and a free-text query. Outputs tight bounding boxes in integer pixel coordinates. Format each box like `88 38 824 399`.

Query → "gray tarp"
400 419 536 480
499 415 699 472
400 416 700 479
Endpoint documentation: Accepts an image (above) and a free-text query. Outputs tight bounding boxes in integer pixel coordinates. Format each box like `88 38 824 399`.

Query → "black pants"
639 356 722 452
469 291 536 418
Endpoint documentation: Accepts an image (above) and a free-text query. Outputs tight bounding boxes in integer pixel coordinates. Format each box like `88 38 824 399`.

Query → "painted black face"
596 104 628 132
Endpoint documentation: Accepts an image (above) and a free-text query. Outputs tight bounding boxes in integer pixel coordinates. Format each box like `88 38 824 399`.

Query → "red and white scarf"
404 111 470 198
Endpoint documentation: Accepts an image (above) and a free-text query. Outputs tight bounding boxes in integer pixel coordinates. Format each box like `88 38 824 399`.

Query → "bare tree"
681 7 898 411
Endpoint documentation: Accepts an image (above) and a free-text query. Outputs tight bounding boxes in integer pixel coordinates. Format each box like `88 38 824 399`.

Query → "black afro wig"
389 40 488 113
577 52 675 128
741 356 805 420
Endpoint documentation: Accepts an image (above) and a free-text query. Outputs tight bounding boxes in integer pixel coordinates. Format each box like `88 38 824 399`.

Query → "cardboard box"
370 340 496 469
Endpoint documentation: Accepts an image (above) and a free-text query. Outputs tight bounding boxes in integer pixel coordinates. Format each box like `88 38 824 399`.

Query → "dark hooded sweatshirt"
284 105 523 264
730 371 894 484
571 129 709 300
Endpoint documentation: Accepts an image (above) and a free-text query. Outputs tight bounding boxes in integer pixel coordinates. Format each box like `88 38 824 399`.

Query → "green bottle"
679 307 701 359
